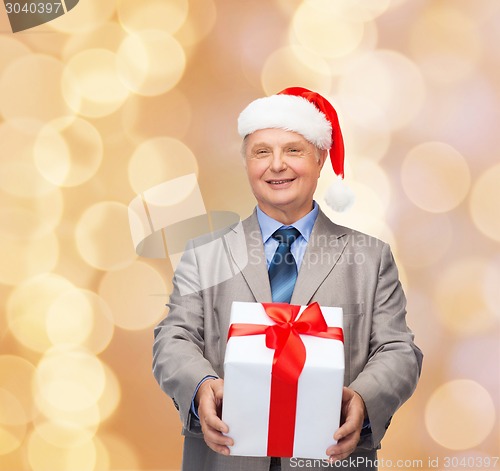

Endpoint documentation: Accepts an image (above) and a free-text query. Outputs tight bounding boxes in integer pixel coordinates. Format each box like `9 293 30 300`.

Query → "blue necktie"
268 227 301 303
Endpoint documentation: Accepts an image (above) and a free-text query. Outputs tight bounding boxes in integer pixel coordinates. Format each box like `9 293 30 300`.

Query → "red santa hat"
238 87 354 212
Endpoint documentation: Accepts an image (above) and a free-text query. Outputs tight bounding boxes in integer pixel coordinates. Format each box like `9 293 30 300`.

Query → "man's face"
244 128 327 222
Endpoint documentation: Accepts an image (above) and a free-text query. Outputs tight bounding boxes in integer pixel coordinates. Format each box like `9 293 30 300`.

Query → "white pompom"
324 174 355 212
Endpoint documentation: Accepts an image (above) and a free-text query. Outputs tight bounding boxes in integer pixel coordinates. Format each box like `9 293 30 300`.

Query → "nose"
269 150 286 173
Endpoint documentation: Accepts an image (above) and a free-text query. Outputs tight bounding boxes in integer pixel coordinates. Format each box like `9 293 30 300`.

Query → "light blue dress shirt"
256 201 319 269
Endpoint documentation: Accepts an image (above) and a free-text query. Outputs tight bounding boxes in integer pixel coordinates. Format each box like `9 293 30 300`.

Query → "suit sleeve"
349 243 423 447
152 239 218 431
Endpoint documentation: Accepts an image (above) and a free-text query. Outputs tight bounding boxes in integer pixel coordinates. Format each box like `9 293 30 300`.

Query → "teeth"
269 179 291 184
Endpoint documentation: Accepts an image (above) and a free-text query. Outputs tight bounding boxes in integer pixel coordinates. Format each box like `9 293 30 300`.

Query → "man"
153 87 423 471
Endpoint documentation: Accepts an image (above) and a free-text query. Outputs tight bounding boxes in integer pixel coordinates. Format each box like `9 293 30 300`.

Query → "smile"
266 178 296 185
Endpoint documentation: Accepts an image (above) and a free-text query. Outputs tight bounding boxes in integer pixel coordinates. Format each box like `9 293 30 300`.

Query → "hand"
195 378 233 455
326 387 366 462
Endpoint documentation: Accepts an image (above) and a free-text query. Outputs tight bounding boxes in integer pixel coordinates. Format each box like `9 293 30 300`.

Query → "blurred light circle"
0 55 73 122
97 363 121 422
401 142 471 213
75 201 137 271
435 258 497 336
47 0 116 34
34 125 69 187
7 274 75 352
34 396 101 431
318 164 396 246
483 257 500 317
121 90 192 141
35 346 106 413
92 435 111 471
469 164 500 243
0 157 54 199
346 0 390 21
0 356 37 424
62 49 130 118
404 289 443 357
46 288 94 348
0 120 58 198
425 380 495 449
0 360 29 456
0 188 63 240
0 388 27 427
117 30 186 97
127 137 198 195
302 0 390 22
0 36 31 71
65 291 115 355
321 19 379 79
117 0 188 34
448 335 499 402
351 159 392 210
34 117 103 187
319 164 386 220
27 428 97 471
339 50 425 131
33 420 95 449
409 76 497 160
395 210 452 268
63 23 126 61
291 1 365 59
175 0 217 48
98 261 168 330
0 231 59 286
261 46 332 96
0 207 43 240
339 108 391 162
409 5 482 84
0 414 26 455
96 433 140 471
32 393 101 442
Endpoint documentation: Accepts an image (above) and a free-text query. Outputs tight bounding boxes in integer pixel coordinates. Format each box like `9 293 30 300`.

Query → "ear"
317 148 328 171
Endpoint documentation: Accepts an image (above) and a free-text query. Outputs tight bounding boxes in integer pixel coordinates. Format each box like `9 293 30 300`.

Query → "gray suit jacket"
153 208 423 471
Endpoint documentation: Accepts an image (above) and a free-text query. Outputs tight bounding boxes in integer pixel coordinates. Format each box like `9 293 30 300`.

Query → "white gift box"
222 301 344 459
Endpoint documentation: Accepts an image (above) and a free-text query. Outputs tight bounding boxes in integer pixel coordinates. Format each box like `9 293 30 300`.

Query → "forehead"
245 128 312 147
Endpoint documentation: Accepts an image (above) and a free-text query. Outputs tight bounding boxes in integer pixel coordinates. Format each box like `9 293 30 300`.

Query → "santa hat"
238 87 354 212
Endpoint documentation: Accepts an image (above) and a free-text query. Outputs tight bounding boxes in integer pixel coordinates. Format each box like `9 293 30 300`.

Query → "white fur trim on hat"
324 174 355 212
238 94 332 149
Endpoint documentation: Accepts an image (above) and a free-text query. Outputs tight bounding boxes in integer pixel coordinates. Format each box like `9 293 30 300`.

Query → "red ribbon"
227 302 344 457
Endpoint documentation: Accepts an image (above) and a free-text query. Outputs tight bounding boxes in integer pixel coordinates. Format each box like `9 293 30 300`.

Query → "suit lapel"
224 210 272 303
291 209 348 305
224 208 347 305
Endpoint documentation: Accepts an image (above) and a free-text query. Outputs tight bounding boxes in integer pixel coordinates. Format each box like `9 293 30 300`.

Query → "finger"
333 415 358 441
202 424 233 447
329 451 353 463
203 412 230 435
327 443 357 462
205 439 231 456
212 380 224 398
326 432 358 457
202 421 233 456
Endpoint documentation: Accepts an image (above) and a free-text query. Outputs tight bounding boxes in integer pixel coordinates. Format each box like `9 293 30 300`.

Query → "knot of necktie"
272 227 301 247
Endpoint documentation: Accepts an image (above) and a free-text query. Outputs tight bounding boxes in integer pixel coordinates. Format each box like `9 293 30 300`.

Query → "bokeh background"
1 0 499 470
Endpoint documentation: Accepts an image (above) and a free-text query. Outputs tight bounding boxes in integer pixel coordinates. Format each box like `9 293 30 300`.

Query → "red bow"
227 302 344 457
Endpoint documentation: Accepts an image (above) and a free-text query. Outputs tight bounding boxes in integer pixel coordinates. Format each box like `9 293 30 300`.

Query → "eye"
254 148 270 157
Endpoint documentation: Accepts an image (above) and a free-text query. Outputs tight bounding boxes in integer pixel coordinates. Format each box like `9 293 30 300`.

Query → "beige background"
0 0 499 470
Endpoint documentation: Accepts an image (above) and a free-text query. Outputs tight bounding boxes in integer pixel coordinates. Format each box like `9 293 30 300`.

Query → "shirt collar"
256 201 319 243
